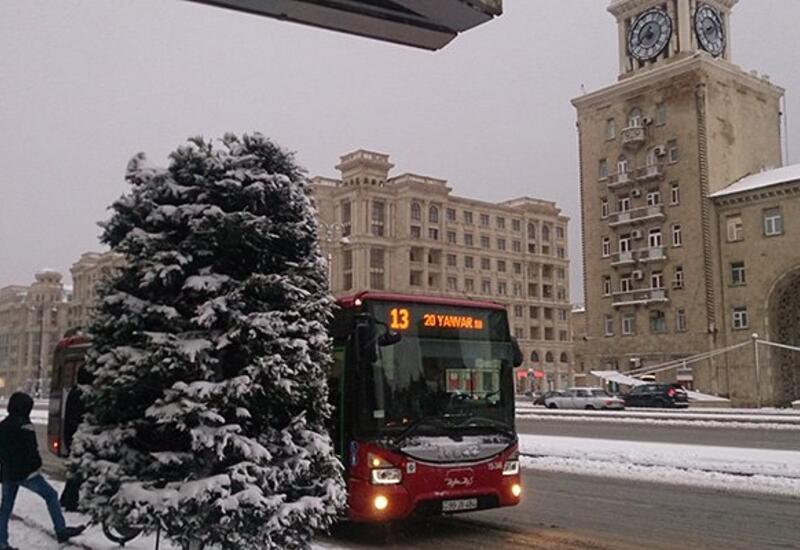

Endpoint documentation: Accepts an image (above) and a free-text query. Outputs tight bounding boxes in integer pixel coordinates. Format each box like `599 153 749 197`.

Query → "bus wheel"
102 519 142 545
547 403 558 409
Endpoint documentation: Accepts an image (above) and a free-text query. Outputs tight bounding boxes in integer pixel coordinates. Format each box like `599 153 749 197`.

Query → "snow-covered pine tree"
69 133 346 549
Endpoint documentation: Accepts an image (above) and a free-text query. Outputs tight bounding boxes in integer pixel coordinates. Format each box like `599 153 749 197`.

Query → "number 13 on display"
389 308 410 330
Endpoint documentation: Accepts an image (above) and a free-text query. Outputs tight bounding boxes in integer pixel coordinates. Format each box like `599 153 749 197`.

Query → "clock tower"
610 0 735 78
573 0 785 402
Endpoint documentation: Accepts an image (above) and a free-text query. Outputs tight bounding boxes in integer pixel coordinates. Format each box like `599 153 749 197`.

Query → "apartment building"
67 251 126 331
574 0 793 405
312 150 572 391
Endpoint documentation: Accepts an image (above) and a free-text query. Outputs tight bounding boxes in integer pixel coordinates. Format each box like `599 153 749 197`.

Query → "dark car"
624 383 689 408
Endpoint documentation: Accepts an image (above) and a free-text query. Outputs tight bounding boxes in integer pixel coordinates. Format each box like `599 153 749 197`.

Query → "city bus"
47 291 523 523
331 291 523 521
47 331 90 457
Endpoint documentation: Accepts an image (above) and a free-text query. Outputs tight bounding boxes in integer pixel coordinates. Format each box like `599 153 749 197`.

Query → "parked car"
623 383 689 408
544 387 625 410
534 390 563 406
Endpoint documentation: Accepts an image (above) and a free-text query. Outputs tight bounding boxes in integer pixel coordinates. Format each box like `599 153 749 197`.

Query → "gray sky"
2 1 798 302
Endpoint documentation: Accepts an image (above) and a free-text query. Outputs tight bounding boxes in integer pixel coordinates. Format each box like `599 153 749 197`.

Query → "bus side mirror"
511 337 523 368
378 330 402 347
355 319 378 364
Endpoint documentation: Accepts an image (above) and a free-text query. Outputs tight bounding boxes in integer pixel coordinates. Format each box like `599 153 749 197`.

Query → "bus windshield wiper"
392 416 447 446
452 416 515 439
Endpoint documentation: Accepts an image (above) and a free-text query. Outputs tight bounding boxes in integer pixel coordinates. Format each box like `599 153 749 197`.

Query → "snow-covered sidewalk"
519 434 800 498
5 478 349 550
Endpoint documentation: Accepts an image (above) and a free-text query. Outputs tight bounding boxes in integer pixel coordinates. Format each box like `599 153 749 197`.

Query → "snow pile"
793 400 800 410
519 434 800 497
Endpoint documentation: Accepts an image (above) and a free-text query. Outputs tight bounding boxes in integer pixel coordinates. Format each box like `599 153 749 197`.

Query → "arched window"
542 225 551 242
646 147 658 167
411 202 421 221
528 223 536 240
628 108 642 128
530 351 539 363
617 154 629 175
560 352 569 363
545 351 554 363
429 205 439 224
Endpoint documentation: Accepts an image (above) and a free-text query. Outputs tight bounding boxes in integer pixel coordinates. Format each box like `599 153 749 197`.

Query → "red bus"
331 292 522 521
47 292 523 522
47 331 90 457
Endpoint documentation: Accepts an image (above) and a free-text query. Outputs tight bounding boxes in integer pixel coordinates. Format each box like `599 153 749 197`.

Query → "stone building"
573 0 794 405
67 251 126 331
0 270 69 396
311 150 573 391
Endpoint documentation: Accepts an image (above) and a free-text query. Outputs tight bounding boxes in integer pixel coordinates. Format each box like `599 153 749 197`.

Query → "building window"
673 266 684 289
617 155 629 178
628 108 642 128
732 307 749 330
512 219 521 232
647 191 661 206
545 351 554 363
428 228 439 240
648 228 662 248
497 260 506 273
410 270 423 287
606 118 617 140
480 235 491 248
513 262 522 275
543 307 553 321
622 313 636 335
481 279 492 294
497 281 507 296
514 327 524 339
672 224 682 247
342 249 353 290
619 234 631 253
542 225 551 242
447 276 458 291
731 262 746 286
446 254 457 267
464 256 474 269
429 205 439 224
599 158 609 179
464 233 474 247
514 305 524 318
481 257 491 270
512 240 522 253
529 306 539 319
528 223 537 240
544 328 554 341
764 208 783 236
410 226 421 239
602 237 611 258
371 201 385 236
557 268 566 280
559 331 568 343
620 276 632 293
556 226 565 240
667 139 678 163
341 200 352 236
670 182 680 205
604 315 614 336
530 350 540 362
480 213 490 227
465 278 474 292
727 216 744 242
447 230 457 244
651 271 664 289
558 309 568 321
411 202 421 221
464 211 473 225
603 276 612 296
676 309 687 332
650 310 667 333
557 246 566 259
655 102 667 125
446 208 457 222
601 199 609 218
497 216 506 230
497 238 506 251
618 196 631 212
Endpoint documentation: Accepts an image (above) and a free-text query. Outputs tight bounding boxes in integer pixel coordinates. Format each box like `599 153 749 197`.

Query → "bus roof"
55 334 90 350
337 291 507 312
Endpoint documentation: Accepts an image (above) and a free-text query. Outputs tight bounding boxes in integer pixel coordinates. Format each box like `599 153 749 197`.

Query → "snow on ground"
519 434 800 498
7 478 351 550
517 412 800 431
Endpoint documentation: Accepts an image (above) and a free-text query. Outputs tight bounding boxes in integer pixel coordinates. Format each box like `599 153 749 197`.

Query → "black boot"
56 525 86 543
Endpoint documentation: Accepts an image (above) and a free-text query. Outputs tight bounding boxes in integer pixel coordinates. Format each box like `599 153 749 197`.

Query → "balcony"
621 125 646 150
609 247 667 267
612 288 669 308
608 205 665 228
636 163 665 182
607 171 634 190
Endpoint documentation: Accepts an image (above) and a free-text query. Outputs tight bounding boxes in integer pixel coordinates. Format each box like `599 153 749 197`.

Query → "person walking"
0 392 85 550
59 366 91 512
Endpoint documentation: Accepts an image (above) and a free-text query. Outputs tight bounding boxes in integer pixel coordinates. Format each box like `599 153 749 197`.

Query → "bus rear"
330 292 522 522
47 334 89 457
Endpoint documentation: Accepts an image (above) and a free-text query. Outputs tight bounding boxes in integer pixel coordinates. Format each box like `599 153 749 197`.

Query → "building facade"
312 150 573 391
0 270 69 396
574 0 788 404
67 251 126 331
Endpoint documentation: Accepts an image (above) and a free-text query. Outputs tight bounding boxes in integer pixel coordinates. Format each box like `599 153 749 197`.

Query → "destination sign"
370 302 509 341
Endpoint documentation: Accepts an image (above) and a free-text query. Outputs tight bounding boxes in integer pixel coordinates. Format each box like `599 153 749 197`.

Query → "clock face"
628 8 673 61
695 4 726 57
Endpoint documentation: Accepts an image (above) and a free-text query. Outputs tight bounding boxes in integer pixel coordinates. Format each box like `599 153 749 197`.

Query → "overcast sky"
2 1 798 302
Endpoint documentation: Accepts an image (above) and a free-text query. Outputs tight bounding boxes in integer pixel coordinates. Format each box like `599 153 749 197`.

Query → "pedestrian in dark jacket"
0 392 85 549
59 366 91 511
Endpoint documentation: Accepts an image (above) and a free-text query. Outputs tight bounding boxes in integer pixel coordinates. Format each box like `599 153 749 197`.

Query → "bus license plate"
442 498 478 512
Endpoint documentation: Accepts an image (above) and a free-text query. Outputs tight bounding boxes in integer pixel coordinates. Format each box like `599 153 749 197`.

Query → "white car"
544 387 625 410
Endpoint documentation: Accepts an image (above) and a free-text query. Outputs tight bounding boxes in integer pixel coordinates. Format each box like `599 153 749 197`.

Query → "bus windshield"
358 301 515 439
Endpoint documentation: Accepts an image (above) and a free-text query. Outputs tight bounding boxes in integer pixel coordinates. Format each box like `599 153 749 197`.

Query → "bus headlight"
374 495 389 510
511 483 522 497
371 468 403 485
502 459 520 476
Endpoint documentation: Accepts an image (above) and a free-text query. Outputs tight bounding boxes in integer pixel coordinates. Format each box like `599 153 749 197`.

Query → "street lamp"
318 222 350 290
